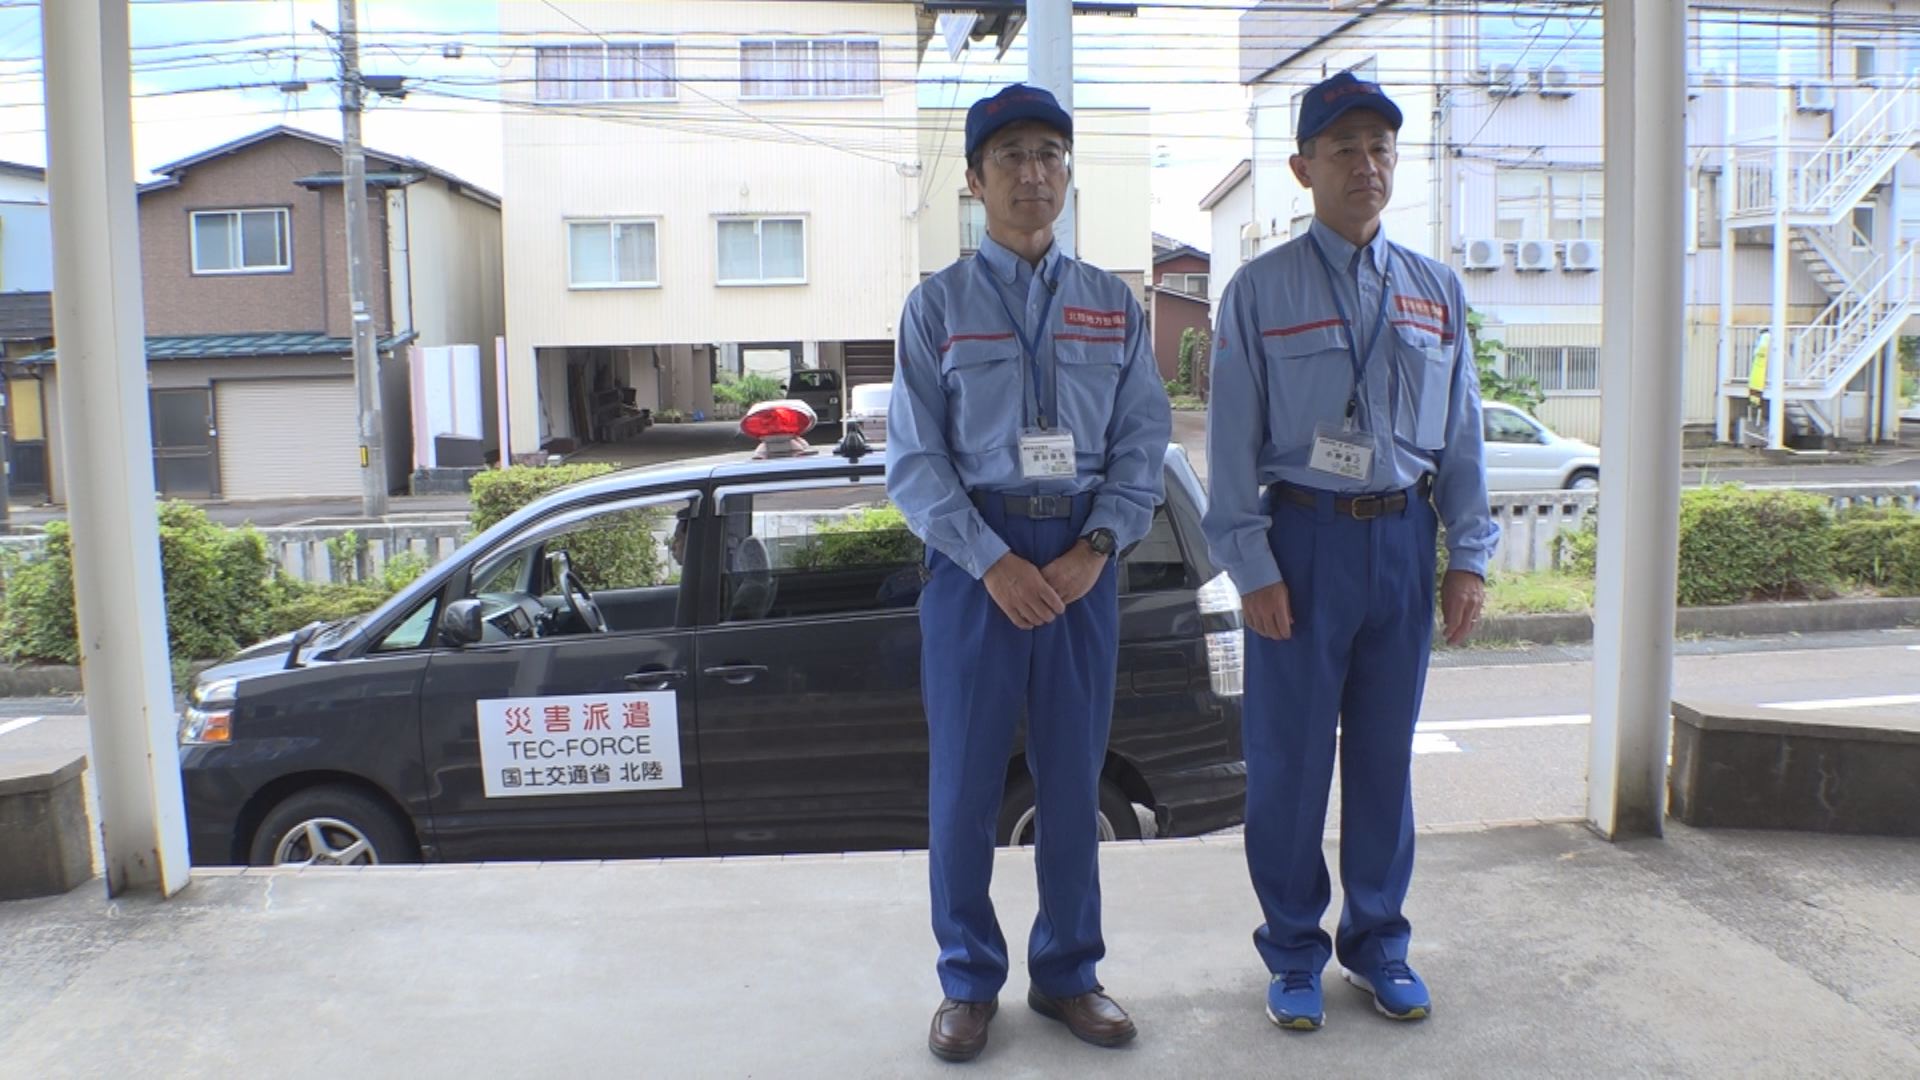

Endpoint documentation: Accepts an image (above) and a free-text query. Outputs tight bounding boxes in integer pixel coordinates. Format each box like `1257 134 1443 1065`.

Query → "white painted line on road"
1412 732 1462 755
1418 713 1590 733
0 716 45 738
1758 693 1920 712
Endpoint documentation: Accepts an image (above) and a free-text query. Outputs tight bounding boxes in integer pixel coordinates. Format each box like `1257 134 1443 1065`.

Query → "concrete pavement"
2 823 1916 1078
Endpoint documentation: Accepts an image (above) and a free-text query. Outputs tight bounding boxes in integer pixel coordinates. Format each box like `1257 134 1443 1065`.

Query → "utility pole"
337 0 388 517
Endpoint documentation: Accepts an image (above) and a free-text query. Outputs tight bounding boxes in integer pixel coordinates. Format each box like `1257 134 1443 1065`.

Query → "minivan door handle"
624 668 687 690
702 663 769 686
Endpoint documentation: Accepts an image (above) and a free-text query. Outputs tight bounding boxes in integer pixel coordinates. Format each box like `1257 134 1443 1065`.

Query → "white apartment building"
498 0 922 459
1217 1 1919 445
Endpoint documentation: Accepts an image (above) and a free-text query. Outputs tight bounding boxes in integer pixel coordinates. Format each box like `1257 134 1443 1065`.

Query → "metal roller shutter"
216 378 360 499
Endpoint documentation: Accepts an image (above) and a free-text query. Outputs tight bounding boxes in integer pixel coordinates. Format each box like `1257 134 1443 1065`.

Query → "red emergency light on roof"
741 401 817 440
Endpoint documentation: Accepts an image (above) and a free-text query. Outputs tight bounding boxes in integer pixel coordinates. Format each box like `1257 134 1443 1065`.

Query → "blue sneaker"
1342 959 1431 1020
1265 970 1324 1031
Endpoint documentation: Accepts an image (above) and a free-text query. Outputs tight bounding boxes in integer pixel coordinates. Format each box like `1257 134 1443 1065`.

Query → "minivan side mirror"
439 598 486 647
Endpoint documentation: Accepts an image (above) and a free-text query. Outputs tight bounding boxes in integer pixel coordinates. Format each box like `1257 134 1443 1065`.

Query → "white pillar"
41 0 190 897
1027 0 1075 258
1589 0 1687 840
1767 88 1791 450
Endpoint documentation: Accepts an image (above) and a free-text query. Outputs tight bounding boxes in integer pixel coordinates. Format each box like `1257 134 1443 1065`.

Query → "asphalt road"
7 627 1914 844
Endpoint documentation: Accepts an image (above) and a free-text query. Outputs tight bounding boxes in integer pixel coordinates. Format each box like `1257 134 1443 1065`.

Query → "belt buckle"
1030 494 1063 518
1348 494 1384 520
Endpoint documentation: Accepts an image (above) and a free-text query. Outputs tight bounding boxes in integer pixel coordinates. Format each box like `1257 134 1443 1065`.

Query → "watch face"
1087 529 1116 555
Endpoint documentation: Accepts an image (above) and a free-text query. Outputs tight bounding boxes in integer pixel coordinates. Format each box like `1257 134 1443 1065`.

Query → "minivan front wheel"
249 785 415 867
997 776 1142 846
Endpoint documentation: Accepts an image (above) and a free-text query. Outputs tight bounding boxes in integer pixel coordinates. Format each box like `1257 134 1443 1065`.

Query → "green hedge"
1829 511 1920 595
0 523 80 664
1675 486 1834 605
791 507 922 570
1554 486 1900 605
469 463 617 532
468 463 665 591
0 503 431 665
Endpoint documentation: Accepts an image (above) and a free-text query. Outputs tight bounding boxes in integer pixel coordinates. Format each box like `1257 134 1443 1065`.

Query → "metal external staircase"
1726 76 1920 417
1730 75 1920 228
1783 245 1919 399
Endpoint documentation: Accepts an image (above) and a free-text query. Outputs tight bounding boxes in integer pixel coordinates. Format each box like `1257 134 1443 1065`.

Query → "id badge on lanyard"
977 256 1077 479
1020 429 1077 479
1305 236 1393 485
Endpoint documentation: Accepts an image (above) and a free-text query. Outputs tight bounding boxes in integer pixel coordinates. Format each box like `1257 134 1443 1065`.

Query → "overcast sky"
0 1 1252 250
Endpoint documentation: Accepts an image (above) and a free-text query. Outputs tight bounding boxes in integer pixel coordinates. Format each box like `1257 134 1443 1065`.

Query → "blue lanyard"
974 252 1060 429
1307 234 1395 427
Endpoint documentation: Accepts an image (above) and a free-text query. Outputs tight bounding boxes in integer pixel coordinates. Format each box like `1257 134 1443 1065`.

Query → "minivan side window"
716 483 924 622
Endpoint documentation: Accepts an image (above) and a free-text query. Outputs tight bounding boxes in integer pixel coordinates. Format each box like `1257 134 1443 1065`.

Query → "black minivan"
178 445 1246 866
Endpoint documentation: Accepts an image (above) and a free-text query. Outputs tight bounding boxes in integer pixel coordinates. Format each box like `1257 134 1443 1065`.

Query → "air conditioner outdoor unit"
1794 82 1835 113
1463 237 1505 271
1515 238 1556 272
1486 62 1525 97
1536 63 1574 97
1563 238 1602 272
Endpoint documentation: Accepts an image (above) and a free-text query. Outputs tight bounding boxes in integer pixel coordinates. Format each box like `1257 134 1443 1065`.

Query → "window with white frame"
1240 223 1260 262
191 208 290 274
716 217 806 284
568 220 658 288
1478 3 1602 73
740 39 880 98
535 43 676 101
1505 345 1599 393
1496 170 1603 241
959 195 987 256
1163 273 1209 296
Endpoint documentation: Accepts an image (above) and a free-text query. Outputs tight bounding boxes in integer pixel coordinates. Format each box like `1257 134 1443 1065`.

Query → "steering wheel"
550 552 610 633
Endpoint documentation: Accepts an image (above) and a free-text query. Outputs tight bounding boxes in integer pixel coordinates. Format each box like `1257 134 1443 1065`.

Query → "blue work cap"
965 83 1073 160
1296 71 1403 144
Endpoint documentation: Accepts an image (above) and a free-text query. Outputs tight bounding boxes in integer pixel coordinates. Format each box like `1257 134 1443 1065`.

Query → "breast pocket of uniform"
940 339 1023 455
1053 336 1125 456
1392 324 1453 451
1261 324 1354 453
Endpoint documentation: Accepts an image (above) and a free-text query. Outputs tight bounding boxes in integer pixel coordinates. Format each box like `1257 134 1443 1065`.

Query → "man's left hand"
1041 541 1109 607
1440 569 1485 646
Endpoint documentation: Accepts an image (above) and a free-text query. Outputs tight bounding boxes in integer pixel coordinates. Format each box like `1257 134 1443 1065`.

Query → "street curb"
1473 596 1920 647
0 664 84 697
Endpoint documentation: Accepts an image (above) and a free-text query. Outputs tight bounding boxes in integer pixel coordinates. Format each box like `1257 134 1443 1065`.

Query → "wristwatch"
1083 528 1117 558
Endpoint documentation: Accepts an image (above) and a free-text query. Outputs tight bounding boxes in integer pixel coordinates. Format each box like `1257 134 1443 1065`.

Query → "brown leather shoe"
928 997 998 1063
1027 985 1138 1048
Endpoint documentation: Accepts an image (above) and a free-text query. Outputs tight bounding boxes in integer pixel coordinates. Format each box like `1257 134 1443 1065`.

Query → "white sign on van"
476 691 682 798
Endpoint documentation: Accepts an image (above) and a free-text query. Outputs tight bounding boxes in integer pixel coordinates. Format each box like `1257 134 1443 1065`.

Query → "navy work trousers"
920 493 1119 1002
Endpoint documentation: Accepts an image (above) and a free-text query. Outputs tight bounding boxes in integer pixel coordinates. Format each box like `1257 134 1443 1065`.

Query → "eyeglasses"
988 145 1071 173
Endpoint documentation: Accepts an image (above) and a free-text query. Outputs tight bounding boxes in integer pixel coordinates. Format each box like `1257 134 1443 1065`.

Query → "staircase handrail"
1789 245 1920 385
1789 74 1920 212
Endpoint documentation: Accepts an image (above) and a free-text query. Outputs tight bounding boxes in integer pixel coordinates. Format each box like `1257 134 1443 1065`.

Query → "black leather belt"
1272 475 1433 520
980 492 1086 519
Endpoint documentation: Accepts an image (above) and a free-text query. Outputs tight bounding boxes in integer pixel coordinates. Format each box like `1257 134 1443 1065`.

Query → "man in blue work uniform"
1203 72 1500 1032
888 83 1171 1063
